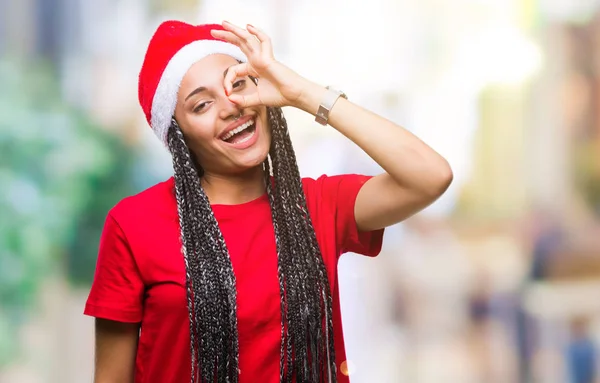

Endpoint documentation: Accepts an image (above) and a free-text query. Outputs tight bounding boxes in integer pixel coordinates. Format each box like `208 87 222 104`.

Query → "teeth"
222 120 254 140
235 131 255 144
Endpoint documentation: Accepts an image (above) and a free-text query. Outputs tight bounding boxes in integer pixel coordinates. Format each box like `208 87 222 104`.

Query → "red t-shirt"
84 174 384 383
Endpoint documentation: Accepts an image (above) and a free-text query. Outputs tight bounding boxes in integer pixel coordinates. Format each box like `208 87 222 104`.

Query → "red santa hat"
138 21 246 145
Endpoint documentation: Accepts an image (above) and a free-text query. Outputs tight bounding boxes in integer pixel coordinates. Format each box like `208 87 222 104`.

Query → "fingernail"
247 24 254 28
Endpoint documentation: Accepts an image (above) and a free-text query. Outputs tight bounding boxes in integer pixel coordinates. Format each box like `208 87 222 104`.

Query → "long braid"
168 121 239 383
267 111 314 381
267 107 337 382
168 107 336 383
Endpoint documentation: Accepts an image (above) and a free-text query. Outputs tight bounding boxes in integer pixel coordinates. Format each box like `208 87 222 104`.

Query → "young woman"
84 20 452 383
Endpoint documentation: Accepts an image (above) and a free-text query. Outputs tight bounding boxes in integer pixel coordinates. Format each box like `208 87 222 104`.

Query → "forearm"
295 80 452 195
94 319 139 383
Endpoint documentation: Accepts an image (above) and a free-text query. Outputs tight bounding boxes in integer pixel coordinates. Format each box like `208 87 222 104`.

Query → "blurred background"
2 0 600 382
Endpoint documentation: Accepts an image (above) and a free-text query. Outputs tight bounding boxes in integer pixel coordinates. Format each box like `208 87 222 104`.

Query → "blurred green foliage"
0 58 145 365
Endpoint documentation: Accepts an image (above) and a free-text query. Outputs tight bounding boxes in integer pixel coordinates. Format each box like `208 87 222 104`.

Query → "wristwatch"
315 86 347 126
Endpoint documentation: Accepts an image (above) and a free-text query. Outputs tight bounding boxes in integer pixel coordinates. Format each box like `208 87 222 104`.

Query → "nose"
218 94 243 121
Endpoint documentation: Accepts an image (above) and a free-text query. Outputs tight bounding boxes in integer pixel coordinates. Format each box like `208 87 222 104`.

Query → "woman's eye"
194 102 209 113
232 79 246 89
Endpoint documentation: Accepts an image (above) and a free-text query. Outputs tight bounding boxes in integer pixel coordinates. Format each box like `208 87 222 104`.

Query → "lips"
219 115 255 141
220 119 255 142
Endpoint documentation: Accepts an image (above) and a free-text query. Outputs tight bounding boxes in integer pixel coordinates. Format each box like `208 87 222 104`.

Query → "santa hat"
138 21 246 145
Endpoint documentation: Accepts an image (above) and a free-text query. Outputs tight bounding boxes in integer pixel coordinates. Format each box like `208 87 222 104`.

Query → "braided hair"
167 107 337 383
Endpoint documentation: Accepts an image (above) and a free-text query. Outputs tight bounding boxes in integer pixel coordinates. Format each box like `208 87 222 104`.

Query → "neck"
201 166 266 205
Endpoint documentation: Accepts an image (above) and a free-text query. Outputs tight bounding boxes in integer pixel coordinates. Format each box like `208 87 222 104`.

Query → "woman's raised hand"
211 21 308 109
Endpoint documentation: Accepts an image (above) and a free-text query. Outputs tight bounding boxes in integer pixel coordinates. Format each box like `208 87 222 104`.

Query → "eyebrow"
184 65 235 102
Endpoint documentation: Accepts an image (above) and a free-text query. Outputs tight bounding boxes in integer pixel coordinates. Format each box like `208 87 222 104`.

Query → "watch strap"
315 87 347 126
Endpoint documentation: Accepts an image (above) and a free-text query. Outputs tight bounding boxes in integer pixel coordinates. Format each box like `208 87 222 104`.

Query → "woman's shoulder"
301 174 350 205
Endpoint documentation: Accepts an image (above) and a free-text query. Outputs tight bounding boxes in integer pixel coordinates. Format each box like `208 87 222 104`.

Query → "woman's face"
173 54 270 176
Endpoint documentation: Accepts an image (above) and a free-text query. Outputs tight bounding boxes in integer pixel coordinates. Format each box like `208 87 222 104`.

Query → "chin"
218 116 271 174
232 147 269 173
236 130 271 168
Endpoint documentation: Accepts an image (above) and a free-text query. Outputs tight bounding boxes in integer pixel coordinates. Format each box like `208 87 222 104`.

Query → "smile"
221 119 256 143
218 117 260 150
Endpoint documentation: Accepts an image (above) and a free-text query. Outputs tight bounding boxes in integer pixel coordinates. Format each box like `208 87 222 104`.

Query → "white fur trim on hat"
150 40 246 145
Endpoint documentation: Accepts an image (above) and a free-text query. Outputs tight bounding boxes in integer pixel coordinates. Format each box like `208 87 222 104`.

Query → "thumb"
228 93 262 108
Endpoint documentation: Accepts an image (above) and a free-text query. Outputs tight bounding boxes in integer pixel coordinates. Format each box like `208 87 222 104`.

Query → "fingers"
223 63 251 95
220 21 261 54
211 29 258 58
210 29 244 47
212 22 273 57
222 63 261 107
246 24 273 54
228 93 262 108
221 21 256 44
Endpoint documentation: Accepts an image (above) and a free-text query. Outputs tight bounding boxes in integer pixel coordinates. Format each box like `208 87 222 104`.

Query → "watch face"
315 115 328 125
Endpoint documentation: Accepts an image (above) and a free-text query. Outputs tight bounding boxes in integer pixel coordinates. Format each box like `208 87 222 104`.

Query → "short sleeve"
320 174 385 257
84 212 144 323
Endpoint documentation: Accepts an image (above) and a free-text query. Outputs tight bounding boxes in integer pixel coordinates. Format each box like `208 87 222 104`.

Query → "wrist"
293 80 327 115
